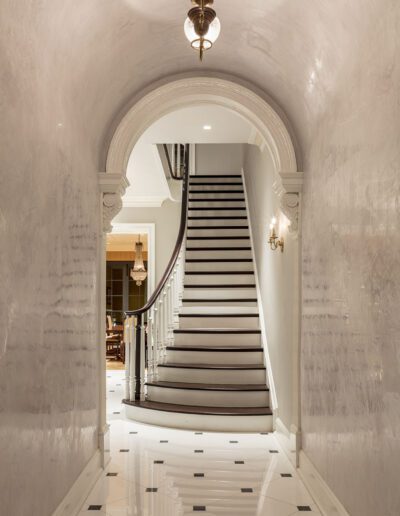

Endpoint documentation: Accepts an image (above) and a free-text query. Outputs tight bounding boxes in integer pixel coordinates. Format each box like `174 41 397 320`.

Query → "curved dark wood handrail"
125 143 189 317
163 144 184 181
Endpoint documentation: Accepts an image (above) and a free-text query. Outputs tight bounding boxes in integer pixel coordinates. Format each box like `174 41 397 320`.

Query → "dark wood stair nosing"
186 259 253 263
122 399 272 417
189 198 245 203
186 236 250 240
188 207 247 211
158 363 266 370
179 314 259 318
186 247 252 251
145 381 269 392
187 226 249 230
189 190 245 194
184 271 254 275
166 346 263 352
184 284 256 288
174 329 261 334
183 298 258 303
189 174 242 178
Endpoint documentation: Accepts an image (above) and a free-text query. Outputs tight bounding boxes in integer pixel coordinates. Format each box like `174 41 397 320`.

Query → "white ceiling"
123 104 254 207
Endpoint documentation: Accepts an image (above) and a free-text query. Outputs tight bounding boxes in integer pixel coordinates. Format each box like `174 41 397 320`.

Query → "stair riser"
187 228 250 237
188 219 248 227
174 333 261 347
186 239 250 248
179 316 259 329
157 367 266 384
189 201 246 209
184 274 254 285
125 404 273 432
185 261 253 272
188 210 247 218
183 300 258 307
186 250 252 260
166 349 264 365
189 192 245 199
183 288 256 299
190 185 244 192
147 386 269 408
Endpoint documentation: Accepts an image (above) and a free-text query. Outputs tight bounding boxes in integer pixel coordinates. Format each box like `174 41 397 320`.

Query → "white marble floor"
79 371 320 515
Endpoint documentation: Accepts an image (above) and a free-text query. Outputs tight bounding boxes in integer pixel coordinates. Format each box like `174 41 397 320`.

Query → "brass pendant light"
184 0 221 61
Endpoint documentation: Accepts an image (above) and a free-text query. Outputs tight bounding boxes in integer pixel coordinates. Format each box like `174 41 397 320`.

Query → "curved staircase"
124 173 273 432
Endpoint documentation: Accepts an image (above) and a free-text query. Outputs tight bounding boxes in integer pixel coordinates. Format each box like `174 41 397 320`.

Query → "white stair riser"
185 261 253 272
186 250 252 260
174 332 261 347
186 239 251 248
185 273 255 285
147 386 269 407
157 367 266 384
166 349 264 365
183 300 258 307
125 404 273 432
180 306 259 314
183 288 256 299
189 192 245 199
190 176 242 182
188 210 247 218
179 316 259 328
189 201 246 209
187 228 250 237
190 185 244 192
188 219 248 227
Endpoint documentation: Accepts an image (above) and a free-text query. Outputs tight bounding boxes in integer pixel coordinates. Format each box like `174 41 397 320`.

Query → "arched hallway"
1 2 399 516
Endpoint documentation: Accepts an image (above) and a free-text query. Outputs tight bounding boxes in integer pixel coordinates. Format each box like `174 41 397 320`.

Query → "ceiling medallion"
184 0 221 61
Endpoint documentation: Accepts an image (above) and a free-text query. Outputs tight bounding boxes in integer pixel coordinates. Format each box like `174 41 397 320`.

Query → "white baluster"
140 321 146 400
147 312 154 383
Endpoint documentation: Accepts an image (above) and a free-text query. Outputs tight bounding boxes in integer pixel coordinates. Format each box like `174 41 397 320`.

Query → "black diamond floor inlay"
194 450 204 453
269 450 279 453
235 461 244 464
160 440 168 443
120 449 129 452
193 506 206 511
229 440 239 443
129 431 138 434
113 412 120 414
260 432 269 435
146 488 158 492
88 506 102 511
107 472 118 477
154 460 164 464
281 473 292 478
194 473 205 477
194 432 203 435
297 507 312 512
241 488 253 493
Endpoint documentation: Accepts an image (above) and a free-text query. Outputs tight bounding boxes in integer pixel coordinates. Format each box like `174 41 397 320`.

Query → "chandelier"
184 0 221 61
130 236 147 286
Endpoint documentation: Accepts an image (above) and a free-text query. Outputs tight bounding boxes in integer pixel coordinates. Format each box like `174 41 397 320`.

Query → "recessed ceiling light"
203 125 212 130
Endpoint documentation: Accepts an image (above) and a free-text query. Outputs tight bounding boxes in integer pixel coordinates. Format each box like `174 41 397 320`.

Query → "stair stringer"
241 167 278 422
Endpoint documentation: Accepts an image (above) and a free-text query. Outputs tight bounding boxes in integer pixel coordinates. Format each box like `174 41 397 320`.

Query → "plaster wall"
195 144 244 175
0 6 100 515
113 201 181 284
243 145 299 433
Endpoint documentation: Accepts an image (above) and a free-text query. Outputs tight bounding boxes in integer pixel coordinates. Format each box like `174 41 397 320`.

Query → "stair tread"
174 328 261 334
190 174 242 178
185 271 254 275
123 400 272 416
189 190 245 194
186 247 252 251
145 381 269 391
187 236 250 240
179 313 259 317
187 226 249 229
184 284 256 288
167 346 262 351
158 363 266 370
183 299 257 302
189 199 245 202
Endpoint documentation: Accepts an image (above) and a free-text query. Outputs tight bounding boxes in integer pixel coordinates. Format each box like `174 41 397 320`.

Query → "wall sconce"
268 217 284 252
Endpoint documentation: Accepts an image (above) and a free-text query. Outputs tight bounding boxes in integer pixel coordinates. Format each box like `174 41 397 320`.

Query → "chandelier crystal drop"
130 237 147 286
184 0 221 61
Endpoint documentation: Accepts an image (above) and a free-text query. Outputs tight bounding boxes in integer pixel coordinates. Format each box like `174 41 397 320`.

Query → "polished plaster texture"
80 371 320 516
1 1 399 515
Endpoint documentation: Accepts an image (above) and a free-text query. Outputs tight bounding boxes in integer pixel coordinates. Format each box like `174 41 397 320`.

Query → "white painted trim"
274 417 300 467
123 196 165 208
241 167 277 411
189 143 196 175
298 451 350 516
52 450 102 516
110 222 156 297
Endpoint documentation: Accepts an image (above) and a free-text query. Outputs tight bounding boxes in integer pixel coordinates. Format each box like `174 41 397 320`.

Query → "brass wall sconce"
184 0 221 61
268 217 284 252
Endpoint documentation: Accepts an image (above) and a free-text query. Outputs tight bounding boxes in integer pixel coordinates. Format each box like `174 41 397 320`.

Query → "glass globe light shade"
184 16 221 46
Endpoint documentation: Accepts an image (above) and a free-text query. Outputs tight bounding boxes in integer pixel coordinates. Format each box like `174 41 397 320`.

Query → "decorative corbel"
98 173 129 233
273 172 304 233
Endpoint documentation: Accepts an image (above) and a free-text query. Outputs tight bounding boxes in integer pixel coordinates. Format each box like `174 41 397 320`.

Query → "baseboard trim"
52 449 103 516
298 450 350 516
274 417 299 467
